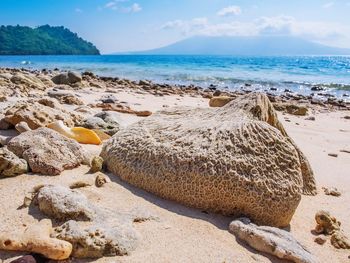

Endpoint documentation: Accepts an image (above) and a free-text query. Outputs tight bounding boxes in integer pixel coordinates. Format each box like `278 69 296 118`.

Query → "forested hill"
0 25 100 55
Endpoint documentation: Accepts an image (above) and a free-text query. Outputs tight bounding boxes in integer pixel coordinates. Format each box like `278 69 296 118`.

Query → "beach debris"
314 235 327 245
340 149 350 154
93 102 152 117
9 255 36 263
305 116 316 121
273 103 308 116
328 153 338 158
7 128 86 175
95 173 108 187
101 93 316 227
323 187 341 197
314 210 341 235
89 156 104 173
331 231 350 249
47 120 101 145
51 71 82 85
229 218 317 263
59 95 84 105
314 210 350 249
69 181 92 189
15 121 32 133
36 185 157 258
0 219 72 260
209 96 234 107
0 147 28 177
4 100 81 130
344 115 350 120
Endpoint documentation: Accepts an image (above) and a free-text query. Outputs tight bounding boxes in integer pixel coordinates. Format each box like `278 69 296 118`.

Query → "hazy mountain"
0 25 100 55
134 36 350 56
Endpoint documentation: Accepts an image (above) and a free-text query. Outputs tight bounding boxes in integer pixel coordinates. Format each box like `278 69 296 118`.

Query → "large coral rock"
7 128 85 175
36 185 156 258
51 72 82 85
0 147 28 177
10 73 46 91
101 93 316 227
4 99 82 129
229 218 317 263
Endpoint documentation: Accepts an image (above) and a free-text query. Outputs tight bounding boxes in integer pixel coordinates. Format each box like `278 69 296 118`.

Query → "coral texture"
101 93 316 227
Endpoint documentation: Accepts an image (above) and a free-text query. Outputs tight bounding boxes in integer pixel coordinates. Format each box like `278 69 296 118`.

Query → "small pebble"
314 235 327 245
328 153 338 158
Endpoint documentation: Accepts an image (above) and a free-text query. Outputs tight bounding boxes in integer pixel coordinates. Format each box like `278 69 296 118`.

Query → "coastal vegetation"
0 25 100 55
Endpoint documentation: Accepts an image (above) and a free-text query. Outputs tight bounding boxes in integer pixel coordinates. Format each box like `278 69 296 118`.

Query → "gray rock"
229 218 317 263
51 72 82 85
7 128 85 175
0 147 28 177
101 93 316 227
36 185 157 258
80 112 121 136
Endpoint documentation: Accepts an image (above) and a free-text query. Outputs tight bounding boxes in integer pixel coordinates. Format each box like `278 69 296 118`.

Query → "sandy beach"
0 69 350 263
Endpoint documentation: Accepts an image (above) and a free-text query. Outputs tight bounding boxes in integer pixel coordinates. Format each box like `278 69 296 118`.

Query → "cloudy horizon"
0 0 349 53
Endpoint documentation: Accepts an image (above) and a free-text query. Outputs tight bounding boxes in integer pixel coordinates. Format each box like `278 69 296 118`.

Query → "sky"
0 0 349 54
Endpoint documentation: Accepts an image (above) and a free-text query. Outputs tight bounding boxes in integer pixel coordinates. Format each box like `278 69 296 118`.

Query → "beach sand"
0 86 349 263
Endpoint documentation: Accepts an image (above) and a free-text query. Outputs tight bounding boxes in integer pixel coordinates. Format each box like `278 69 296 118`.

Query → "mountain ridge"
128 36 350 56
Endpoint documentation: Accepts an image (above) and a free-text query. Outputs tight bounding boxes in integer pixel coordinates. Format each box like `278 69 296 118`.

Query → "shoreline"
0 67 350 262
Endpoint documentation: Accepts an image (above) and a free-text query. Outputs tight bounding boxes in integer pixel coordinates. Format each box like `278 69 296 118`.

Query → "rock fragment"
7 128 85 175
0 147 28 177
90 156 104 173
229 218 317 263
0 219 72 260
209 96 234 107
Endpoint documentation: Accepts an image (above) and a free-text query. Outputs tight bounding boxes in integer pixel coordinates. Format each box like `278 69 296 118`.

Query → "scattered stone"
101 93 316 227
331 231 350 249
9 255 36 263
93 103 152 117
323 187 341 197
212 90 221 96
4 100 80 130
328 153 338 158
80 114 120 136
36 185 157 258
90 156 103 173
15 121 32 133
314 235 327 245
0 219 72 260
0 114 12 130
305 116 315 121
95 173 108 187
69 181 92 189
229 218 317 263
208 96 234 107
286 104 308 116
7 128 86 175
314 210 341 235
0 147 28 177
59 95 84 105
51 72 82 85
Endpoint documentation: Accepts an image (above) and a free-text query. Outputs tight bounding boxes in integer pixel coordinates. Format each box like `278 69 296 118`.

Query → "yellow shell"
47 121 101 145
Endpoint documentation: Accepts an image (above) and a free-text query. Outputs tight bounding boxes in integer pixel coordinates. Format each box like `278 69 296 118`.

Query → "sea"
0 55 349 100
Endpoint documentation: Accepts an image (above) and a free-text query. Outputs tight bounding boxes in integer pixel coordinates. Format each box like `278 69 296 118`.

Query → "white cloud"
217 6 242 16
322 2 334 8
75 8 83 13
130 3 142 13
102 1 141 13
160 15 350 47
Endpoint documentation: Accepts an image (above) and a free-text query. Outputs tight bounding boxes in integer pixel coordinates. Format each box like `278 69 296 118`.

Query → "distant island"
132 35 350 56
0 25 100 55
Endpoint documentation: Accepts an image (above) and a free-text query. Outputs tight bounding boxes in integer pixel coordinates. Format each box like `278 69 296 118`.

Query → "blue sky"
0 0 349 53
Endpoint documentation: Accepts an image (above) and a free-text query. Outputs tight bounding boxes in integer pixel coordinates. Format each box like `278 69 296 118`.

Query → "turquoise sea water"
0 55 349 98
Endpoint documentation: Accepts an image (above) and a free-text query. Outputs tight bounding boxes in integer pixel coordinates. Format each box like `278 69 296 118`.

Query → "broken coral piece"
47 120 101 145
0 219 72 260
